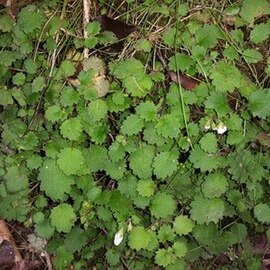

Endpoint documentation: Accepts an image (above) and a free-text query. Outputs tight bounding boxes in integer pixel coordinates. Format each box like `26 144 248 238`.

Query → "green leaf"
166 259 186 270
32 76 45 93
128 226 151 250
33 212 44 224
155 248 175 267
136 101 157 121
85 122 108 144
0 51 16 67
190 196 225 224
26 155 42 170
173 215 194 236
202 173 228 198
16 132 39 150
35 219 55 239
86 21 101 36
227 113 243 131
177 3 188 16
118 174 137 198
151 4 170 16
18 5 45 33
109 191 132 217
87 99 108 122
250 21 270 43
193 223 218 246
254 203 270 223
60 118 83 140
155 114 180 139
129 145 154 179
45 105 66 122
57 148 85 176
50 203 75 233
205 91 231 117
249 90 270 119
223 46 239 60
134 38 152 52
59 60 76 78
150 192 176 218
60 87 80 107
39 159 74 201
108 141 125 163
227 130 244 145
173 241 188 258
144 123 167 146
168 53 194 71
12 73 26 86
24 58 37 74
243 49 263 63
199 133 218 153
0 86 13 106
105 159 126 180
210 61 245 93
240 0 270 23
189 145 220 172
162 27 181 47
0 15 14 32
158 225 175 243
64 227 88 252
123 75 153 97
121 114 144 136
112 58 144 79
11 88 26 107
83 145 107 172
0 193 29 222
84 37 98 48
99 31 118 46
54 245 74 269
111 58 153 97
137 179 155 197
106 249 120 266
145 230 159 251
196 24 223 48
228 150 265 183
153 151 178 179
4 166 28 192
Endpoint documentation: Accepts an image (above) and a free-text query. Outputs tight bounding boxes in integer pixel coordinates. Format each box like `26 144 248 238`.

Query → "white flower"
217 122 227 134
114 227 124 246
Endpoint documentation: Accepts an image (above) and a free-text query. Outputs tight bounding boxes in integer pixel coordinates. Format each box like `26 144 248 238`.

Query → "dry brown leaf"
98 15 136 40
168 71 199 90
0 219 22 262
0 0 34 18
97 15 136 53
0 220 40 270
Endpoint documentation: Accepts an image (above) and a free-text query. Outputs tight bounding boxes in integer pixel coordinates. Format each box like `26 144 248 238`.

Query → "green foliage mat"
0 0 270 269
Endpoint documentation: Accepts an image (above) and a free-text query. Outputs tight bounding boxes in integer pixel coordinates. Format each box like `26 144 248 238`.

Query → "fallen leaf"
256 132 270 148
97 15 136 40
0 220 41 270
0 240 15 269
97 15 136 53
15 260 41 270
0 0 34 18
0 219 22 262
157 53 200 90
168 71 199 90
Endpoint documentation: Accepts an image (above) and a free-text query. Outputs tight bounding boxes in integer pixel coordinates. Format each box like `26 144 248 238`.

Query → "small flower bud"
114 227 124 246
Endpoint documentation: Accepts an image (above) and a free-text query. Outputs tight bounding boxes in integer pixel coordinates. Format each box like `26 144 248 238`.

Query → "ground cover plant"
0 0 270 269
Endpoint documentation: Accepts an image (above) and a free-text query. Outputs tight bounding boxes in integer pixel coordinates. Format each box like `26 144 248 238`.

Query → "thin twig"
83 0 91 58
